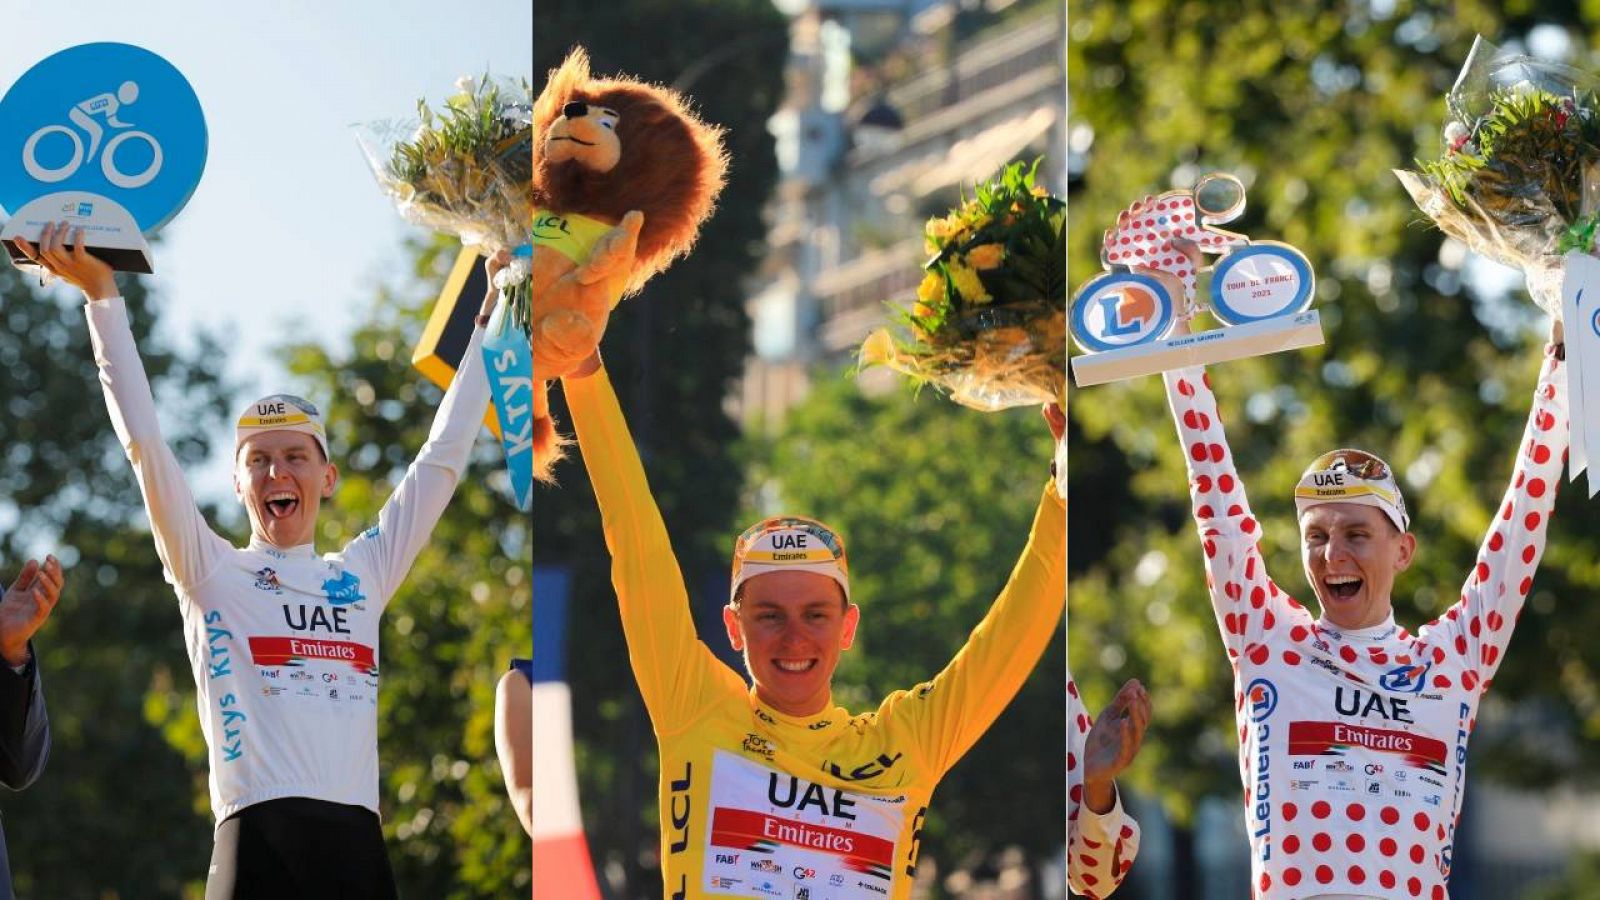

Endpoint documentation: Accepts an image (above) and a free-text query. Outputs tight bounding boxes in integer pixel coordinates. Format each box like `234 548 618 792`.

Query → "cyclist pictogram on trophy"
0 44 207 275
23 81 164 190
1070 173 1324 385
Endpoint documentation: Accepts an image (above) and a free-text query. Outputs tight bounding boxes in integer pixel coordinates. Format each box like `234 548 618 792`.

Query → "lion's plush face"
545 100 621 172
533 48 728 295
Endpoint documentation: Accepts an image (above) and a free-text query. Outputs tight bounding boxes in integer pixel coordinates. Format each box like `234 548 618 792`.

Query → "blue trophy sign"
1070 173 1322 386
0 43 207 273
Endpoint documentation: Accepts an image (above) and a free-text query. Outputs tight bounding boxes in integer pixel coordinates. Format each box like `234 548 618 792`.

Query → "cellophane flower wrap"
360 75 535 330
860 159 1066 411
1395 36 1600 314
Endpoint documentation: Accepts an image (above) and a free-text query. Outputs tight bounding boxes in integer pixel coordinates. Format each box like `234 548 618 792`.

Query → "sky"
0 0 532 503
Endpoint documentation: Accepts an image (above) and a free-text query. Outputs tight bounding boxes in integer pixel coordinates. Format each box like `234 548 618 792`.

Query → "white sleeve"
343 325 491 606
85 297 228 591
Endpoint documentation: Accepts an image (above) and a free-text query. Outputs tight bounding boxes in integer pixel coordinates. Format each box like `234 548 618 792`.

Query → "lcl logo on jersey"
1379 662 1432 694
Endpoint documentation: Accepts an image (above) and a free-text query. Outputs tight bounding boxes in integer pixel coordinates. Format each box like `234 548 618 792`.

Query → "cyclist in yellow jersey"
563 355 1065 900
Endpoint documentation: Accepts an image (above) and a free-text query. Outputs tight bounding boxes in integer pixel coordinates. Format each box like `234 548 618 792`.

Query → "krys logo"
321 570 365 606
0 43 208 232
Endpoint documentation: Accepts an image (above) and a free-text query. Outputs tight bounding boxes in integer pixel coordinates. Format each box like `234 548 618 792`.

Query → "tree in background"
0 256 230 895
534 1 786 895
1069 0 1600 891
756 375 1065 896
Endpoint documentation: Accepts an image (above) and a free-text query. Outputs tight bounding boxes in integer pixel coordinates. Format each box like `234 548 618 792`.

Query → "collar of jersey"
749 689 848 732
247 537 318 559
1314 612 1398 643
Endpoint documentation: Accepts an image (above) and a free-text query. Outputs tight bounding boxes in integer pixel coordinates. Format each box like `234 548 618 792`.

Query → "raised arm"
14 226 227 590
341 255 502 604
885 471 1065 777
1164 366 1309 661
1418 334 1569 682
562 363 741 729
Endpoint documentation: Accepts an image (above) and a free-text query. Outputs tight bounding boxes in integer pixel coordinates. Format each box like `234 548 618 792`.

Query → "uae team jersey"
86 296 489 824
1067 675 1139 898
566 370 1064 900
1164 347 1568 900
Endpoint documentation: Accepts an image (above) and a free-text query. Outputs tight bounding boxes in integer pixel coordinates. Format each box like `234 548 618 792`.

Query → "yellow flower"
967 243 1004 270
859 329 898 365
947 261 991 304
913 301 934 319
917 271 944 306
1031 185 1049 198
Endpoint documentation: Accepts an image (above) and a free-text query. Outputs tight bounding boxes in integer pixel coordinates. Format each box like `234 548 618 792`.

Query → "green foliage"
1526 852 1600 899
1068 0 1600 845
758 375 1064 895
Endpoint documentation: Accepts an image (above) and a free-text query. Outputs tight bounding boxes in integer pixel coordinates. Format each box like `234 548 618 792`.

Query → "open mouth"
550 135 595 146
1325 575 1362 600
773 659 817 674
264 491 300 520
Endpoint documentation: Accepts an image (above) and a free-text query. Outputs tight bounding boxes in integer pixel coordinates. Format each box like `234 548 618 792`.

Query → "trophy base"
1 191 153 274
1071 310 1324 386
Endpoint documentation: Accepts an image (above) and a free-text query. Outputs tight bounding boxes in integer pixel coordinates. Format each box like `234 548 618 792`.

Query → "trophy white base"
1071 310 1324 386
1 191 152 274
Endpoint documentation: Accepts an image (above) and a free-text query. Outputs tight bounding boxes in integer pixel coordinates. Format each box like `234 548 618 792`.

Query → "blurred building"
737 0 1066 431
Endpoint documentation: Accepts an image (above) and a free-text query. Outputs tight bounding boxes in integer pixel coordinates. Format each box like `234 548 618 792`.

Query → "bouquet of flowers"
360 75 534 329
860 159 1067 411
1394 36 1600 314
1397 35 1600 496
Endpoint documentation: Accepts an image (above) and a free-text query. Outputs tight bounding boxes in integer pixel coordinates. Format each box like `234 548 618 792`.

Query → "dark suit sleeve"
0 644 49 791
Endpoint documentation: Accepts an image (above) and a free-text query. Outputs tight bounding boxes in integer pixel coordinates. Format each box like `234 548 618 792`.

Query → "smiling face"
544 101 621 172
1300 502 1416 630
234 431 338 549
723 570 858 718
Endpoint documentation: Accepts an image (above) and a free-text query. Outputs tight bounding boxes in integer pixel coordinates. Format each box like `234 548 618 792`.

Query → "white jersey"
86 296 489 824
1068 674 1140 898
1164 348 1567 900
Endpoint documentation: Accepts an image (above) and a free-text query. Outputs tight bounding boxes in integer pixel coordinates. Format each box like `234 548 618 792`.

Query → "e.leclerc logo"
0 43 207 232
1070 272 1175 352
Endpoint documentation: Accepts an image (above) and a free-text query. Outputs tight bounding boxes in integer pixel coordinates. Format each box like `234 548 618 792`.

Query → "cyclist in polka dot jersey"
1068 674 1146 897
1163 321 1567 899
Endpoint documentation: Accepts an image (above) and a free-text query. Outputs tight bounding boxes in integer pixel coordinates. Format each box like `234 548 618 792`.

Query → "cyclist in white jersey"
11 223 500 898
1161 318 1567 900
70 81 138 163
1068 673 1146 897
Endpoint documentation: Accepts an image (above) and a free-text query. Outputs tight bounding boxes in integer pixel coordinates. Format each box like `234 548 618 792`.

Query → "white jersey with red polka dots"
1163 347 1567 900
1101 192 1247 297
1068 674 1140 898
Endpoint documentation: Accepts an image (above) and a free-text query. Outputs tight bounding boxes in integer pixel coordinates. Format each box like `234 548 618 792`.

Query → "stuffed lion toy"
531 47 728 481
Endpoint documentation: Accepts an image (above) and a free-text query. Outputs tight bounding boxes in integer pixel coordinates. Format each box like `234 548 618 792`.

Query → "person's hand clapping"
10 221 118 302
0 556 64 668
1082 678 1151 814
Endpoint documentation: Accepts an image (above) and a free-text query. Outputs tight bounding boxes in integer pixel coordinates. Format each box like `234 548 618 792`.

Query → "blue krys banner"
0 42 207 233
482 295 533 512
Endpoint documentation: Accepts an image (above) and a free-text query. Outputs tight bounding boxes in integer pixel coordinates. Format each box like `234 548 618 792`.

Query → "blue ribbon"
481 303 533 511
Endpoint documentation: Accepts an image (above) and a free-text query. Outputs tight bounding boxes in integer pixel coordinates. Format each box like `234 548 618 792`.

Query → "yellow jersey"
566 369 1064 900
